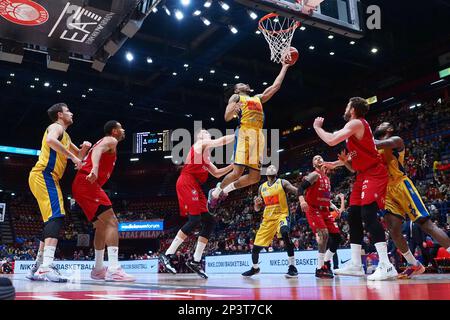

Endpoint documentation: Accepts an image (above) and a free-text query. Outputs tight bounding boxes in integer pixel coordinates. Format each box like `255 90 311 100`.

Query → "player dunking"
314 97 397 281
27 103 91 282
373 122 450 278
298 155 343 278
72 120 135 282
207 61 291 212
159 130 234 279
241 165 299 278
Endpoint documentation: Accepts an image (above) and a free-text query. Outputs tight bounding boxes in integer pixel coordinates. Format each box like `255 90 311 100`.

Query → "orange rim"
258 13 301 35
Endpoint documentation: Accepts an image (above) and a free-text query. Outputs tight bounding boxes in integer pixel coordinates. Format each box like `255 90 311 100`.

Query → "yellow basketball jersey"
238 95 264 129
261 179 289 219
379 148 406 184
31 126 72 180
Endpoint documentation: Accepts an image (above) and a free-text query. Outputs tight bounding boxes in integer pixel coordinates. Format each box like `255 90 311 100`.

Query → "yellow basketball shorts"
385 176 430 222
232 127 265 171
254 214 289 247
29 171 66 223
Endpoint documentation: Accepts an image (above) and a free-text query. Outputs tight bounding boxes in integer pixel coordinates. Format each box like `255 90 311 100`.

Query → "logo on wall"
0 0 48 26
48 2 114 45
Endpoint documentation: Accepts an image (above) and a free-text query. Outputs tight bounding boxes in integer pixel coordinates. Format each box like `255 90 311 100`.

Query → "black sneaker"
324 261 332 270
285 265 298 278
315 265 334 279
186 260 208 279
159 253 177 274
241 267 260 277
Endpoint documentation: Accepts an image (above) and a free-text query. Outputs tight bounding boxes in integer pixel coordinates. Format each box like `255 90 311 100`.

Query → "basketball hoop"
258 13 301 63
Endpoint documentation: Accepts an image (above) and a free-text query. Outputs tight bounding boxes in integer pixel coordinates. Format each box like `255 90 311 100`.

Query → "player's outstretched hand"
313 117 324 129
72 157 83 170
300 201 308 213
321 161 336 170
338 149 350 162
86 169 98 183
254 196 263 206
80 141 92 150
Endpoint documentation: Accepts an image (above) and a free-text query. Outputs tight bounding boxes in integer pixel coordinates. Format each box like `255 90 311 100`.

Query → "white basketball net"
259 13 300 63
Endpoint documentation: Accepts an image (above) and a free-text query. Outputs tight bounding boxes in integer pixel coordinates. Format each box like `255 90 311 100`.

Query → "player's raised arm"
224 94 241 122
86 136 117 183
313 118 363 147
207 163 234 178
46 123 81 168
202 134 235 149
257 62 290 104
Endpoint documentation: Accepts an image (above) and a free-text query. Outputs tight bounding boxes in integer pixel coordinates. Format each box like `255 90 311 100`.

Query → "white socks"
95 249 105 269
401 249 418 265
193 241 207 262
42 246 56 268
222 182 237 195
35 249 44 266
166 236 184 255
253 263 259 269
317 253 325 268
288 256 295 266
375 242 390 264
350 244 362 266
324 249 335 262
107 246 119 270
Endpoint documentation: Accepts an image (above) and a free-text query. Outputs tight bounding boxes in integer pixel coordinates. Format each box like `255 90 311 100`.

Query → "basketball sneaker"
367 262 398 281
25 263 42 281
315 265 334 279
159 253 177 274
90 266 107 280
285 265 298 278
186 260 208 279
105 267 136 282
242 267 260 277
34 265 68 283
207 183 227 214
334 262 365 276
398 262 425 279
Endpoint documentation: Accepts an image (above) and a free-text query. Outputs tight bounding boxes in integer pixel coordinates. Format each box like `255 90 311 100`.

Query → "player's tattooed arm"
374 136 405 151
254 185 264 212
298 172 319 212
281 179 299 195
225 94 241 122
257 63 289 104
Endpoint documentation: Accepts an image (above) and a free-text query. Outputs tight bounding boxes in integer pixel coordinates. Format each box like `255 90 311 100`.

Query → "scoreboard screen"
133 130 172 153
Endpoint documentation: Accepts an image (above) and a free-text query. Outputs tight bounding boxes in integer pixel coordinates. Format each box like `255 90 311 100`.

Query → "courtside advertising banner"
205 249 352 274
14 259 158 275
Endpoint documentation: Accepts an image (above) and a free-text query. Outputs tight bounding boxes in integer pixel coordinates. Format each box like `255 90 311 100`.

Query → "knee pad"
42 217 64 240
199 213 216 239
180 215 201 235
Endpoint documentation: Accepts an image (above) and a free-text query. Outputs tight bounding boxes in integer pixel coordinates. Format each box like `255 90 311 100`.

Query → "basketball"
5 2 40 22
283 47 299 65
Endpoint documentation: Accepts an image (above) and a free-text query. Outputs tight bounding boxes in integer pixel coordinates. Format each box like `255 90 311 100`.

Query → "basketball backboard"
236 0 364 38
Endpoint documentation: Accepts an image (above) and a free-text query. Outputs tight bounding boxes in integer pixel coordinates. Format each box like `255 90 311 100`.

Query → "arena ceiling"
0 0 449 154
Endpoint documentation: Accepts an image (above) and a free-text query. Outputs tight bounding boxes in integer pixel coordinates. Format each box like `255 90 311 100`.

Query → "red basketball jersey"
180 146 211 184
305 169 331 207
346 118 383 172
79 138 116 187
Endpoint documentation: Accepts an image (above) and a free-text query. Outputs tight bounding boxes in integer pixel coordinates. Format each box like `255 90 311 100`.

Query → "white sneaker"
25 263 42 281
367 262 398 281
334 262 365 276
34 265 68 283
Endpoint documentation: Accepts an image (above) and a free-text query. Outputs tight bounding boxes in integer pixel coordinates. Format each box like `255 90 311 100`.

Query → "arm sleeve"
297 180 312 197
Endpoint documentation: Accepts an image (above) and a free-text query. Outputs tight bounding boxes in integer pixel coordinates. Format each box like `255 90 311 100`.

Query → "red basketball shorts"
349 163 388 209
176 174 207 217
306 207 340 234
72 173 112 222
